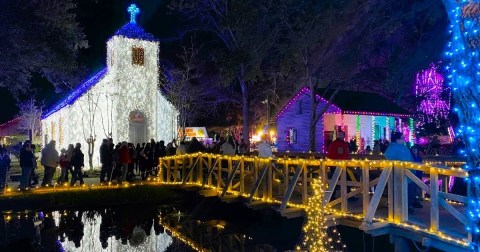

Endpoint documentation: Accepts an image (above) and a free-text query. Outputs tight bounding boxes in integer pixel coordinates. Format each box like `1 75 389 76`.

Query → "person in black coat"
70 143 84 186
19 140 35 190
99 139 112 183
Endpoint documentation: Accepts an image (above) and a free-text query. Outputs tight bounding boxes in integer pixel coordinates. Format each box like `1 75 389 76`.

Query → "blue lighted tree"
443 0 480 245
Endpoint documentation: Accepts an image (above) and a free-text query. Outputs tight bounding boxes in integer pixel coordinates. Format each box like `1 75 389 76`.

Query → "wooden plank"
430 168 439 231
362 162 370 216
341 164 347 212
302 163 308 205
438 192 468 204
393 162 406 223
198 155 203 184
279 166 302 210
324 167 342 203
268 162 273 200
182 157 200 185
439 198 468 225
401 164 408 222
221 161 241 197
388 166 394 221
201 159 219 189
240 158 245 193
283 161 289 194
364 166 392 224
248 165 269 202
328 185 362 207
189 156 194 183
405 169 430 194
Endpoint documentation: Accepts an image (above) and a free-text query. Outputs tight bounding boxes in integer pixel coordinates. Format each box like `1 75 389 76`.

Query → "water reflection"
1 207 173 252
1 201 302 251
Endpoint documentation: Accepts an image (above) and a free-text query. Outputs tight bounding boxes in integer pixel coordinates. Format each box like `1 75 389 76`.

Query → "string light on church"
41 4 178 168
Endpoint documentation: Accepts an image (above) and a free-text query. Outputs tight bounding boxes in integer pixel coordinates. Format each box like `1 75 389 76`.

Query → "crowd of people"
9 135 267 191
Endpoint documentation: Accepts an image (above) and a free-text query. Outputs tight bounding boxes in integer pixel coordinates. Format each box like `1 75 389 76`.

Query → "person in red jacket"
119 142 130 184
327 131 350 160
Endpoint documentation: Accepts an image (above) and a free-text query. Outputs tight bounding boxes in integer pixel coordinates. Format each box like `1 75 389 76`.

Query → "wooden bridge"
159 153 473 252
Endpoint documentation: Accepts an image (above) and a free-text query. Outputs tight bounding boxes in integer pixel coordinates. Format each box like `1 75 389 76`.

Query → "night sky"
0 0 180 124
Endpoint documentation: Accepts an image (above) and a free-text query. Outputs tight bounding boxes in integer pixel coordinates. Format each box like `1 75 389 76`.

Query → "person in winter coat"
0 148 10 190
119 142 130 184
65 144 74 182
257 135 273 158
41 140 60 187
384 132 417 212
220 136 236 156
19 140 35 190
70 143 85 186
58 149 69 184
100 139 113 183
327 131 350 160
384 132 413 162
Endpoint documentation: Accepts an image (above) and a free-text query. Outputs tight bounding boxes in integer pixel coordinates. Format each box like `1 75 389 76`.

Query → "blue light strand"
113 23 158 42
443 0 480 246
42 68 108 119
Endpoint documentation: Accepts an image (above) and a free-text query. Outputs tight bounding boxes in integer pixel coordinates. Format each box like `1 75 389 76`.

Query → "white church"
41 4 178 167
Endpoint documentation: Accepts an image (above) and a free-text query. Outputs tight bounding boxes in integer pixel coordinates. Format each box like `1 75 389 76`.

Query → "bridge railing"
159 153 471 247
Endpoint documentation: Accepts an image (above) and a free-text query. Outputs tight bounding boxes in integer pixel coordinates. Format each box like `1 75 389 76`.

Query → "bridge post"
340 163 347 212
430 167 439 231
198 154 203 184
393 162 407 223
240 157 245 193
362 161 370 216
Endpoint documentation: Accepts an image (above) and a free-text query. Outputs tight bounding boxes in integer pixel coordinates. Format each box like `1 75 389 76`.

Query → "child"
58 149 68 184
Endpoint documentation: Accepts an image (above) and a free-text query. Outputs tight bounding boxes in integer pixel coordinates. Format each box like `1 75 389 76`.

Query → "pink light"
342 110 411 118
276 87 342 119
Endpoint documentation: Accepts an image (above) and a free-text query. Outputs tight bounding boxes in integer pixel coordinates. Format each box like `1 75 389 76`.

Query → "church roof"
42 68 108 119
316 88 411 117
113 23 159 42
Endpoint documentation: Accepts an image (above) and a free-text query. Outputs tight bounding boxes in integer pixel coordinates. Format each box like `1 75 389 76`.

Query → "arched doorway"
129 111 147 144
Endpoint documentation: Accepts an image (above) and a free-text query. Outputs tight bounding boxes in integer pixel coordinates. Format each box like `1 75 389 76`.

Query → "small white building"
41 5 178 167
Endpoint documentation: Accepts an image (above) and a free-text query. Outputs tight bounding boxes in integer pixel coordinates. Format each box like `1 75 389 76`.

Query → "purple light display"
415 64 451 126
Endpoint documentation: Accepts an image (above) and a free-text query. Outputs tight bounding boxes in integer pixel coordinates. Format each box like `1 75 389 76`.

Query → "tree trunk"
443 0 480 245
240 79 249 148
88 140 94 171
309 80 317 152
308 85 317 152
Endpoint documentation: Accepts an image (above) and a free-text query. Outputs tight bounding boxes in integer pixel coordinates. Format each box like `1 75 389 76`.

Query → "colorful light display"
415 64 451 127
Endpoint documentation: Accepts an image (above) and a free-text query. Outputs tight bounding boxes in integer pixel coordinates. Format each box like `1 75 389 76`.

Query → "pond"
0 196 306 251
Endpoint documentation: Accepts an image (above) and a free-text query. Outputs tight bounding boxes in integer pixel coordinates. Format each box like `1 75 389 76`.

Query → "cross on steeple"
127 4 140 24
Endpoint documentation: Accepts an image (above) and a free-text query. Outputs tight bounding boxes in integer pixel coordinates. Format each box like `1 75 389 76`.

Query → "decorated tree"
17 96 43 142
0 0 88 97
443 0 480 246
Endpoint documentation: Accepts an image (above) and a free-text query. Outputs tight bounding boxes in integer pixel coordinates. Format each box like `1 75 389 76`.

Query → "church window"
132 47 144 66
285 127 297 144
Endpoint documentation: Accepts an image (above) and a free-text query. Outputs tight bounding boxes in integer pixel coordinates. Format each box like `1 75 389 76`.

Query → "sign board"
179 127 208 139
